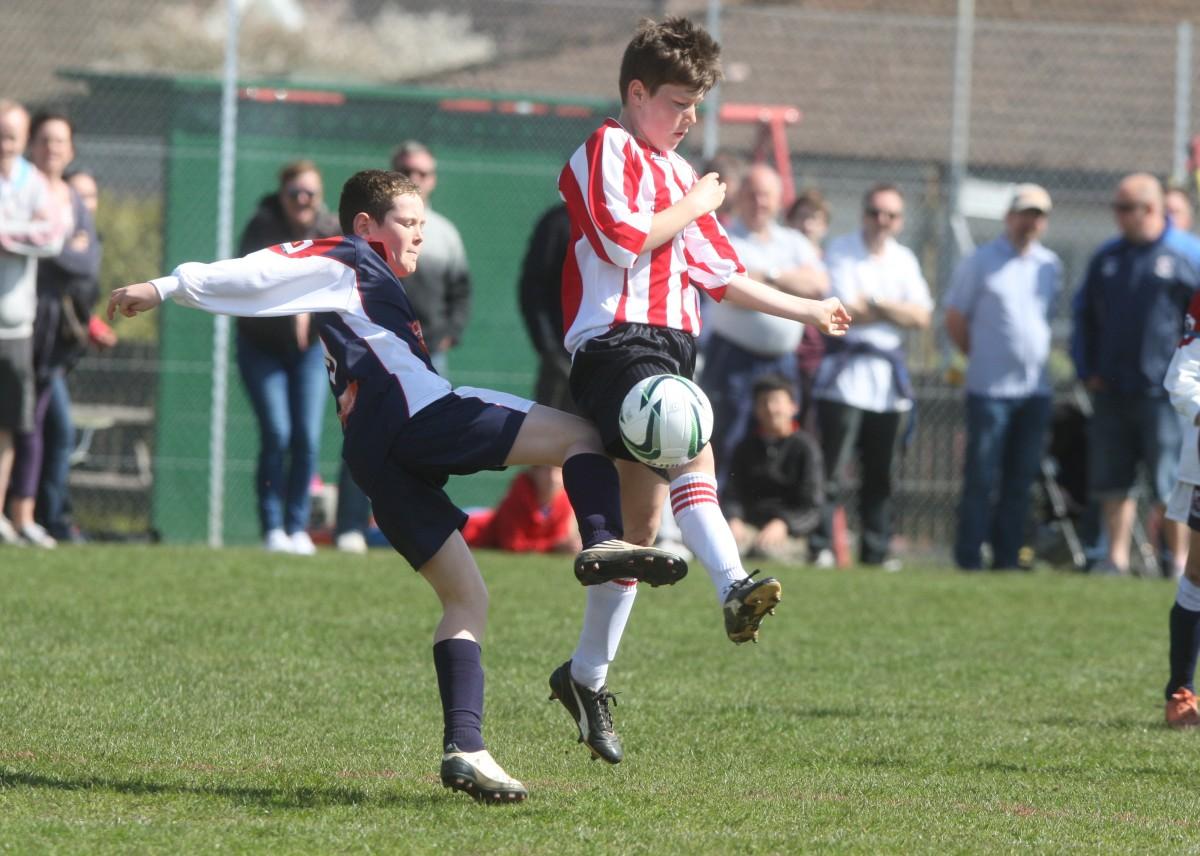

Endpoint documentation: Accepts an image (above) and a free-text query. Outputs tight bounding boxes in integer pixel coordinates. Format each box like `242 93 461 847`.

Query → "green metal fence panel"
105 74 614 543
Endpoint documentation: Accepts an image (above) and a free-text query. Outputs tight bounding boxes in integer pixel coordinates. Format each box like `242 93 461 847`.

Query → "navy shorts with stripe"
569 323 697 461
351 387 530 570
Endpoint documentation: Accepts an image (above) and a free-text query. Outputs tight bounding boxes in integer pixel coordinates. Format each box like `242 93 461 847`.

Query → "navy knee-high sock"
432 638 485 752
1167 602 1200 699
562 453 623 547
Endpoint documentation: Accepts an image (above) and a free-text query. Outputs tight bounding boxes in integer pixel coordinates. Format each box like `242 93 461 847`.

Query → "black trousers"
813 399 902 565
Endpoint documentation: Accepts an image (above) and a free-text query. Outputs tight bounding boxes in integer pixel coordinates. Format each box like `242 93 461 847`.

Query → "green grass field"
2 546 1198 853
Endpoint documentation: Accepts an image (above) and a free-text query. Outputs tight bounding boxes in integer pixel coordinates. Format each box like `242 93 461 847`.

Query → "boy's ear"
352 211 374 237
627 79 646 105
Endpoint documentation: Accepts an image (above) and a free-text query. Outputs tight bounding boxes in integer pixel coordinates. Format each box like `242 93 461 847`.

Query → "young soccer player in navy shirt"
107 169 685 802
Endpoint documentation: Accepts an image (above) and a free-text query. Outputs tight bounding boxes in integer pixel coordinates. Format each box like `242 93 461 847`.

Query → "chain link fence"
4 0 1198 561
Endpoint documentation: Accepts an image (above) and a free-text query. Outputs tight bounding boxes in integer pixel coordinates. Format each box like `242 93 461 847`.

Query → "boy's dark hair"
619 16 722 104
788 189 831 222
338 169 419 233
29 110 73 143
752 374 796 403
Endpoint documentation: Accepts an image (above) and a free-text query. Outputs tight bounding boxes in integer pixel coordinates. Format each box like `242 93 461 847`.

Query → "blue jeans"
36 371 75 537
236 335 327 535
954 394 1051 570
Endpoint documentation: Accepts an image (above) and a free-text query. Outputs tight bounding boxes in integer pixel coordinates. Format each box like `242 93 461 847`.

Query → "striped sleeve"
681 211 744 299
558 125 652 269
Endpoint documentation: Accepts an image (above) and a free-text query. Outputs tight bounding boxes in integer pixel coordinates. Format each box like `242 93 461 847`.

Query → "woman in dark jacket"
236 160 339 554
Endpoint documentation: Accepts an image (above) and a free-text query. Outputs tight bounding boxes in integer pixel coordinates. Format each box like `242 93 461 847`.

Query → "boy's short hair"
619 16 722 104
788 189 830 221
751 374 796 403
338 169 419 233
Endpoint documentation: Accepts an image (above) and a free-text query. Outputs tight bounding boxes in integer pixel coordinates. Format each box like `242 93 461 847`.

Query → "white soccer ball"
618 374 714 468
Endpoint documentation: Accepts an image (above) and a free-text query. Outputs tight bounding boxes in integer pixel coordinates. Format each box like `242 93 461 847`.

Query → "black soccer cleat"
574 539 688 587
439 744 529 803
548 660 624 764
723 571 782 644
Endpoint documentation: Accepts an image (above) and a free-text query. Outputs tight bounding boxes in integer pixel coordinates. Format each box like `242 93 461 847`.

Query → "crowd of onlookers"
514 151 1200 578
6 89 1200 575
0 99 115 550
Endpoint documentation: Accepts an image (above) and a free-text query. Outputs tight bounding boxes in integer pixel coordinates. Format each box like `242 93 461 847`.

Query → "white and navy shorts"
1166 481 1200 533
362 387 533 570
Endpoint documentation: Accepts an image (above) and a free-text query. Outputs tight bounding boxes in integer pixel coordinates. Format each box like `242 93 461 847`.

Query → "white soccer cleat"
439 745 528 803
573 539 688 587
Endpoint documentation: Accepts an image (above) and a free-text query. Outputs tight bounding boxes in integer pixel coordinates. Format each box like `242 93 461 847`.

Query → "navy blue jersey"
152 235 454 482
1072 226 1200 395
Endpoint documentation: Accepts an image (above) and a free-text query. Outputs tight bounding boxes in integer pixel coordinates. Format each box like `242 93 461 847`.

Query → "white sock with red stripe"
670 472 746 603
570 579 638 690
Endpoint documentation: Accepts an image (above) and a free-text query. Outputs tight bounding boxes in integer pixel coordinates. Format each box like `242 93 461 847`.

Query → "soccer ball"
618 374 714 468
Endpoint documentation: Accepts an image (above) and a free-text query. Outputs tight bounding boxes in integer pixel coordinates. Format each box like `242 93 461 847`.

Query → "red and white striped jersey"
557 119 744 355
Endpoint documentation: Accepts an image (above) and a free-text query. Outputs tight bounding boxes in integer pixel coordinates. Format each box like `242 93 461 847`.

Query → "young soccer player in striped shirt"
549 17 851 764
107 170 687 803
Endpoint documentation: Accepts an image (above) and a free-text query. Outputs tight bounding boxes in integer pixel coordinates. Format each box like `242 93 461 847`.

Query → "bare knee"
623 519 659 547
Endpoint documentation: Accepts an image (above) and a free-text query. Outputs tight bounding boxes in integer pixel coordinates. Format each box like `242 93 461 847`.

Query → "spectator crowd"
4 89 1200 580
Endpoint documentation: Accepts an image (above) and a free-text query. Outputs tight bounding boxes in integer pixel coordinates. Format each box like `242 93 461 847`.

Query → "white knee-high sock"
570 579 638 690
670 472 746 603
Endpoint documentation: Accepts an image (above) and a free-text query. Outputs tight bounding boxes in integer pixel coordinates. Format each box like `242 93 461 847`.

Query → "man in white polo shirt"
811 182 933 567
944 184 1061 570
700 163 828 487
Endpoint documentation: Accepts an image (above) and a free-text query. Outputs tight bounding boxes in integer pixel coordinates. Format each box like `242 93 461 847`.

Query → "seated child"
463 465 581 554
721 374 824 562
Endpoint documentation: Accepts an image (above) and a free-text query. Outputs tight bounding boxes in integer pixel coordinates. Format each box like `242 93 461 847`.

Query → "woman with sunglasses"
236 160 340 554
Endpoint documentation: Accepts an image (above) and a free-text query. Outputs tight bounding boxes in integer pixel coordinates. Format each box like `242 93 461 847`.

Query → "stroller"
1037 389 1158 574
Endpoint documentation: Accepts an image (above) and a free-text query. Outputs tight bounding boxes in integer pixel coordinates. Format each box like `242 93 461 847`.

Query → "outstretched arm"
723 272 851 336
108 244 358 322
107 282 162 320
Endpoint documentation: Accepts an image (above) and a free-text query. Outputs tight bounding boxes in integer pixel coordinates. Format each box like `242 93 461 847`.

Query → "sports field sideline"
1 545 1195 853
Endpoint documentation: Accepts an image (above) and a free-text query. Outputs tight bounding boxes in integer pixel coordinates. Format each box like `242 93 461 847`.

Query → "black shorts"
569 323 697 461
357 388 530 570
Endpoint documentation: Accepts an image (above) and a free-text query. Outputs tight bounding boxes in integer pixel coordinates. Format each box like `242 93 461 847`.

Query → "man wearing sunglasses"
810 183 933 569
1072 172 1200 577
